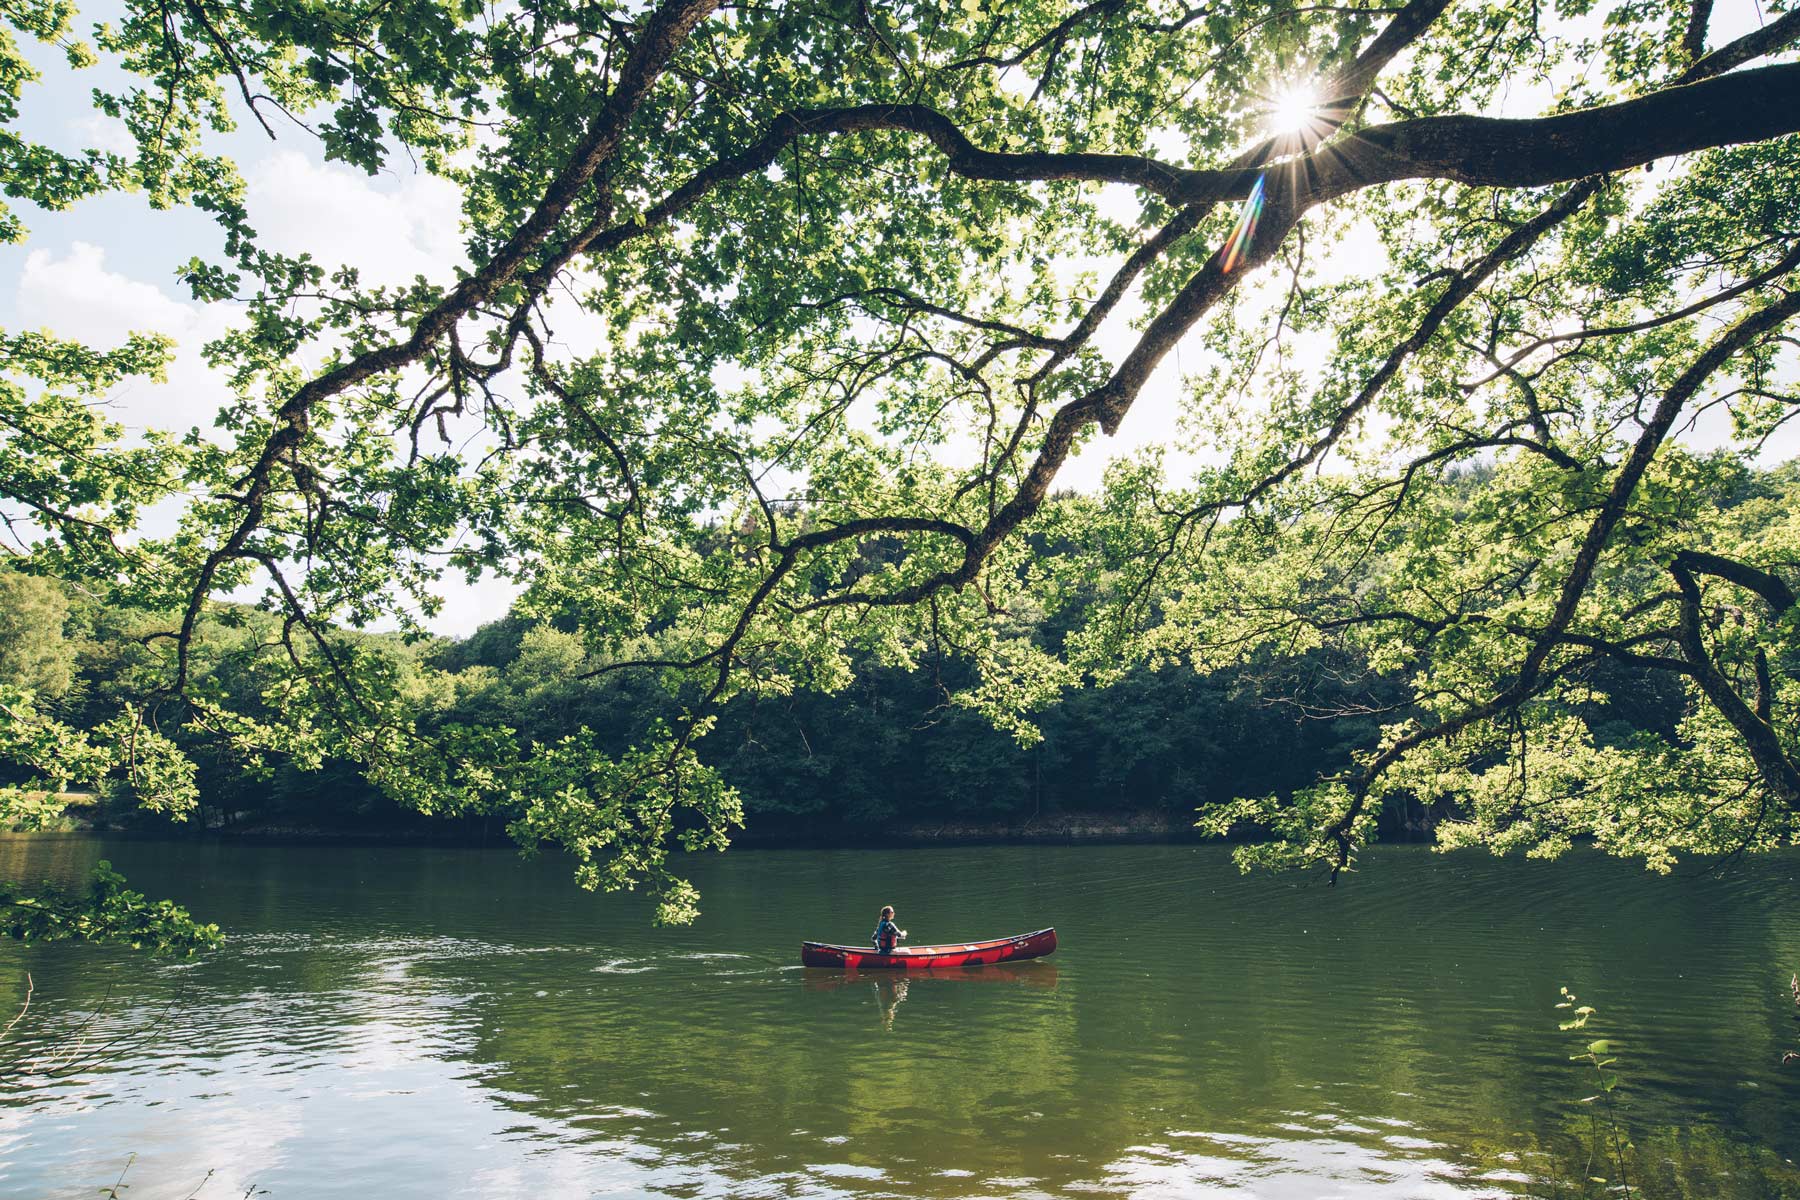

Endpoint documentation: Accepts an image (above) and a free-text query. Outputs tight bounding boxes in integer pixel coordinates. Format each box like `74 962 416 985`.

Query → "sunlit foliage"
1 0 1798 925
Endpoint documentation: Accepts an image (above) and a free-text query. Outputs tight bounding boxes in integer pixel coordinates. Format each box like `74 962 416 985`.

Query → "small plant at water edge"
1785 974 1798 1066
1557 987 1633 1198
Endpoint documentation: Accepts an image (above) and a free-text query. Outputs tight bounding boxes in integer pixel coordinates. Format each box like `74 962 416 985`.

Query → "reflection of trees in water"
1786 973 1799 1066
308 858 1800 1197
464 957 1800 1199
1456 1118 1800 1200
447 957 1084 1190
2 843 1799 1198
839 963 1064 1031
797 962 1061 1033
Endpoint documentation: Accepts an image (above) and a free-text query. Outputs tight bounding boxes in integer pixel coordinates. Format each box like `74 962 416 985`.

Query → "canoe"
800 927 1056 969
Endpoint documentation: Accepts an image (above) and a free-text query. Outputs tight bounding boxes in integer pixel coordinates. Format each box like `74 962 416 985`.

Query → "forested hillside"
6 0 1800 930
13 461 1789 846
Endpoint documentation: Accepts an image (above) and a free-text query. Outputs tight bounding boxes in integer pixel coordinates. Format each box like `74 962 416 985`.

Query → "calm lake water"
0 836 1796 1199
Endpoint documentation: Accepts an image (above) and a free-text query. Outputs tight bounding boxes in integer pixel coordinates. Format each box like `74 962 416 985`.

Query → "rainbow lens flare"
1220 173 1266 274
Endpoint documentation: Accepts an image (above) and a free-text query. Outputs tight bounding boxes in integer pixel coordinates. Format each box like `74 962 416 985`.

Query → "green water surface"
0 837 1796 1198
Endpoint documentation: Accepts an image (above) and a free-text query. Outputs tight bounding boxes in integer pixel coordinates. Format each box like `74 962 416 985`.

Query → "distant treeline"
427 618 1413 840
4 463 1740 845
0 596 1411 840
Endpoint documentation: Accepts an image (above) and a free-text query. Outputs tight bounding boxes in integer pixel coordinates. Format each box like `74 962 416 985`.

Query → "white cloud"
69 110 136 156
19 241 192 341
245 150 466 287
12 237 516 636
16 241 231 435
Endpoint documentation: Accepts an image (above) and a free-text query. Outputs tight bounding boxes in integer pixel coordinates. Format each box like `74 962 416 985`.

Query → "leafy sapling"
1557 987 1633 1198
1785 974 1798 1066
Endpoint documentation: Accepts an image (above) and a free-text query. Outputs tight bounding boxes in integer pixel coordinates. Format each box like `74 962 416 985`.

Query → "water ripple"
0 840 1795 1199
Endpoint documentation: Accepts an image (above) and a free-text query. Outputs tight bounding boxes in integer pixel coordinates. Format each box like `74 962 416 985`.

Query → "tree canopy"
3 0 1799 922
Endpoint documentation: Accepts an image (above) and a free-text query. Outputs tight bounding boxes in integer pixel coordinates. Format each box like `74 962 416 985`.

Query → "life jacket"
872 920 897 953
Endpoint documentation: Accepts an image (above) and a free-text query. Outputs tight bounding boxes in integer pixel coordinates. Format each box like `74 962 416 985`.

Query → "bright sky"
3 1 1792 637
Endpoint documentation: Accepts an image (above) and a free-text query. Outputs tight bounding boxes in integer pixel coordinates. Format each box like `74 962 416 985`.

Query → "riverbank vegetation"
0 521 1411 842
2 0 1799 927
6 458 1797 854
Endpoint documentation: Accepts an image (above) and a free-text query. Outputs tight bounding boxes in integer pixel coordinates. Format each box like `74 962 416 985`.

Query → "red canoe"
800 927 1056 969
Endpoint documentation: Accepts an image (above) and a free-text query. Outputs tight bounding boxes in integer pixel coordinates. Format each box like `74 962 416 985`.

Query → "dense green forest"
6 0 1800 934
5 2 1800 1194
14 459 1788 848
0 512 1394 843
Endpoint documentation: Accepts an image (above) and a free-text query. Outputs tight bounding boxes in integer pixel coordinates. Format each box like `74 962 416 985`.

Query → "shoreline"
10 810 1217 850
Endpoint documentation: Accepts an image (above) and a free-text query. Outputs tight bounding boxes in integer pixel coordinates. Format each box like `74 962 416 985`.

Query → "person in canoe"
872 905 907 954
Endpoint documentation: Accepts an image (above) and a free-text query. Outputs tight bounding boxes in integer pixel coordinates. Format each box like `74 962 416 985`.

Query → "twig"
100 1153 135 1200
0 973 30 1043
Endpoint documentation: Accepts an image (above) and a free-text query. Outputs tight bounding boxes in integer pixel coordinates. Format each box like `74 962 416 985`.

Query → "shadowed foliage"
1 0 1798 925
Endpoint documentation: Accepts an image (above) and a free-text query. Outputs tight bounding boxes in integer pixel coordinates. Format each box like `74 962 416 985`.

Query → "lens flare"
1220 173 1265 275
1268 85 1320 135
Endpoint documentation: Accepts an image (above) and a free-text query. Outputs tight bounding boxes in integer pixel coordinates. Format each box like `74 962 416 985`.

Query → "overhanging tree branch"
1671 558 1800 807
1318 279 1800 873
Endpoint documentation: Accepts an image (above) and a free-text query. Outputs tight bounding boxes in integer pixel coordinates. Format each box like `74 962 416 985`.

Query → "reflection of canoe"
801 961 1058 990
799 927 1056 969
